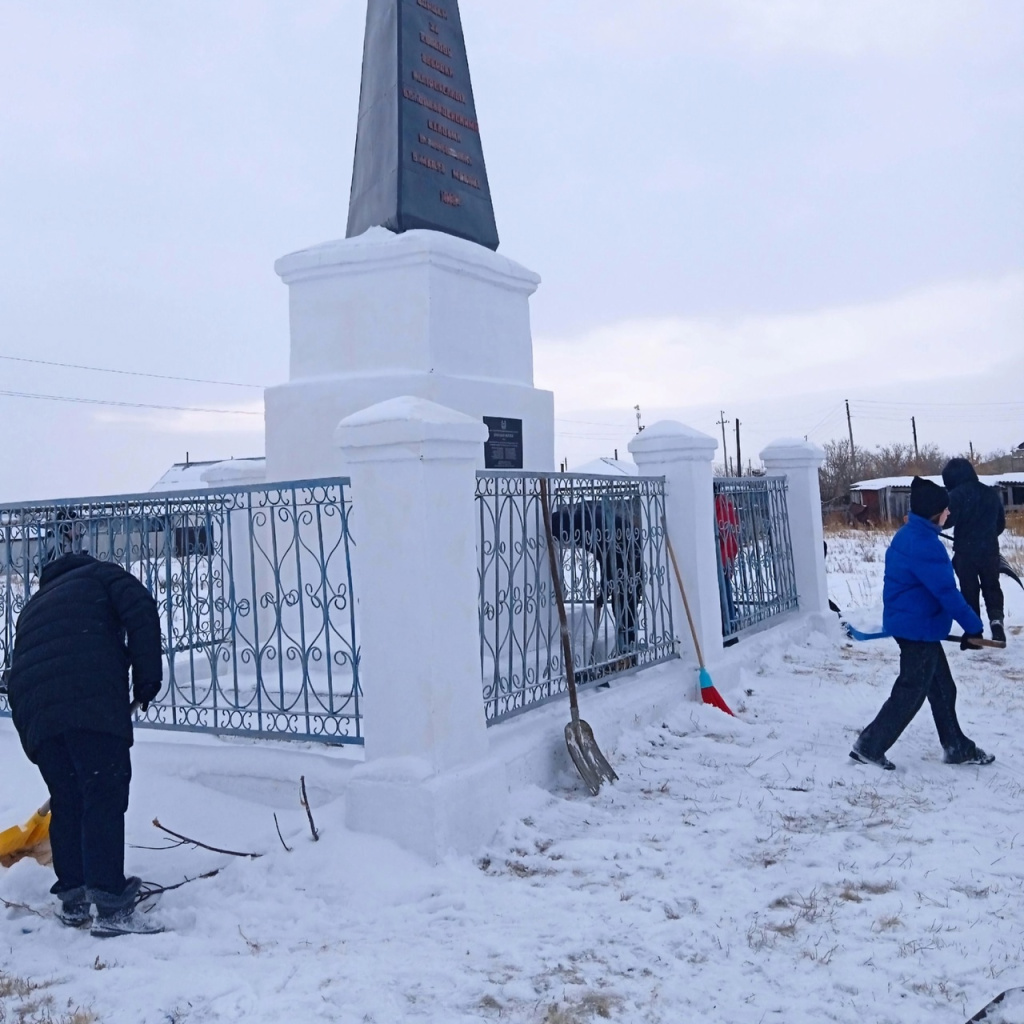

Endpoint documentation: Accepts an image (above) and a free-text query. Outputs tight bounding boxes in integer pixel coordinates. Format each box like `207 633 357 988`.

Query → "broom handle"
662 516 706 669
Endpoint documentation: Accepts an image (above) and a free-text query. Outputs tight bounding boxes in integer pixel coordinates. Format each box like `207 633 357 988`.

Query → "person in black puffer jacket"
8 550 164 936
941 457 1006 643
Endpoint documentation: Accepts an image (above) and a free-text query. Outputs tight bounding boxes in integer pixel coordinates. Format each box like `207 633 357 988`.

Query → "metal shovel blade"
966 986 1024 1022
565 719 619 796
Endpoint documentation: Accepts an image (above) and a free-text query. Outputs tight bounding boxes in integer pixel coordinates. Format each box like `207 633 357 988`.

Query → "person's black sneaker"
945 747 995 766
991 621 1006 645
850 746 896 770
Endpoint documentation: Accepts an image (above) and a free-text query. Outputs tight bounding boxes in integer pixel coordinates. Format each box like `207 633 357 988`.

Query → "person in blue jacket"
850 476 994 770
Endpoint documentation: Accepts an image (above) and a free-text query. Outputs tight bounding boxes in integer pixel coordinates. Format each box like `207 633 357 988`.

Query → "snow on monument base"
345 757 508 864
264 227 554 481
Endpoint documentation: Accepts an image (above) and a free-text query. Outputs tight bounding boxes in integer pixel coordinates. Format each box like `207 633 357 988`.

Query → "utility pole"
717 410 731 474
911 416 919 461
735 418 742 478
969 440 975 462
845 399 857 481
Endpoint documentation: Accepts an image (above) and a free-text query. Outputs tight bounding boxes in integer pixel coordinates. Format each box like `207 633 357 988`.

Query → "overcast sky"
1 0 1021 500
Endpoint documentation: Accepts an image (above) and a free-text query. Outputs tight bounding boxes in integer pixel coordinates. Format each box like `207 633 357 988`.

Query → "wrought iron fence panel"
0 479 360 744
713 476 799 639
477 471 677 724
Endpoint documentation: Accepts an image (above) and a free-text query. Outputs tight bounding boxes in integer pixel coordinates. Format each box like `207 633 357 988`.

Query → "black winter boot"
55 886 91 929
991 621 1006 644
89 876 164 938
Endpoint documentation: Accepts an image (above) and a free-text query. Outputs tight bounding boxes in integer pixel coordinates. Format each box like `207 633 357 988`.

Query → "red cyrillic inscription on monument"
428 119 461 143
402 87 479 132
451 168 480 189
421 53 453 77
411 69 465 104
418 133 473 164
417 0 448 19
412 150 445 173
420 32 452 58
440 190 461 206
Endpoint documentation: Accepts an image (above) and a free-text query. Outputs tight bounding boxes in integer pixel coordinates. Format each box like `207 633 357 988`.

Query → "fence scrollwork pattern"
0 479 361 744
476 471 677 724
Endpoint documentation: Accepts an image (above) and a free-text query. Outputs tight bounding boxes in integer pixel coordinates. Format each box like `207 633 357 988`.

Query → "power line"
0 353 266 389
853 397 1024 410
804 403 846 438
0 388 261 416
555 416 634 427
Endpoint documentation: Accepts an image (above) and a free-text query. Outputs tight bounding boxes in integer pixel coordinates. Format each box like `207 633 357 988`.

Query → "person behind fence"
550 499 643 658
7 545 165 937
941 457 1006 645
715 492 740 630
849 476 993 771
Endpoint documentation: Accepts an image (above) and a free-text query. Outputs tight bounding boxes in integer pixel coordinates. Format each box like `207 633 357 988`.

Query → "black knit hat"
910 476 948 519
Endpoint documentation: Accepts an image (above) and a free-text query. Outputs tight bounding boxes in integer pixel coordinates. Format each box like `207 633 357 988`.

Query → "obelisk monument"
347 0 499 249
264 0 553 481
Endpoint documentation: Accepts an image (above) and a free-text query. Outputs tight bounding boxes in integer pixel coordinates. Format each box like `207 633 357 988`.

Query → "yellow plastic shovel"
0 799 51 867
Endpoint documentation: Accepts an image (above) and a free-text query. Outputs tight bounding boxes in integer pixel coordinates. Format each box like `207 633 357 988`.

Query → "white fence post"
334 396 507 862
629 422 723 694
760 438 830 619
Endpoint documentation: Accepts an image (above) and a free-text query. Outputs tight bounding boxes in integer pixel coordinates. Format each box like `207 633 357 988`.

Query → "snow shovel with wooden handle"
539 477 617 796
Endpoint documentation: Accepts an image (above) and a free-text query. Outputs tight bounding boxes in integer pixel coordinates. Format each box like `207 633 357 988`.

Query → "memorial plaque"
347 0 499 250
483 416 523 469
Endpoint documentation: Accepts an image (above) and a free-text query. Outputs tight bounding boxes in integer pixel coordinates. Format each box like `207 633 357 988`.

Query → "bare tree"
870 443 917 477
818 439 857 503
819 437 959 506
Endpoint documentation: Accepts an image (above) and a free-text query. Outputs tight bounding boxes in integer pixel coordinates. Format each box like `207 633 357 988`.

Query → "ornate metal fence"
477 472 677 724
713 476 798 640
0 479 361 744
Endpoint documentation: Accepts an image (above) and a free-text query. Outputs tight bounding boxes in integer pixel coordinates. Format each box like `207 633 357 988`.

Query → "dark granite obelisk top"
346 0 499 250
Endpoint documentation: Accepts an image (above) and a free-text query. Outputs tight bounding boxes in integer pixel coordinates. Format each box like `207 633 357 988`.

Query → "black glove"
134 680 161 712
960 633 984 651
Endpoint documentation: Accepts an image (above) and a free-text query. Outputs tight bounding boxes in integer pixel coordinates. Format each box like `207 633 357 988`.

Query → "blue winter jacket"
882 513 984 641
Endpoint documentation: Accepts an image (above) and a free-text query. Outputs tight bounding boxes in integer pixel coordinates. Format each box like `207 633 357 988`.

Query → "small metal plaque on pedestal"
483 417 523 469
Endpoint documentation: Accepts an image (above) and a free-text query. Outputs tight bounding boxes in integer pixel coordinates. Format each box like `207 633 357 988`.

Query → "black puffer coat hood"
942 457 978 491
940 460 1005 557
8 553 163 759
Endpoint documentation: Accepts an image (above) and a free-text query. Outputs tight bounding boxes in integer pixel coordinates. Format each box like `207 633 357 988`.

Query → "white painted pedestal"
335 397 508 863
264 227 555 481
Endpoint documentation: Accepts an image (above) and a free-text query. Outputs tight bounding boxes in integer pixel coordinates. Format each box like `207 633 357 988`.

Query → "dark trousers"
857 640 975 760
953 551 1004 624
33 730 131 898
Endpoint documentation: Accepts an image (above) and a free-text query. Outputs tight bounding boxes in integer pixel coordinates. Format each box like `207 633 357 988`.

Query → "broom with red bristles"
663 517 734 716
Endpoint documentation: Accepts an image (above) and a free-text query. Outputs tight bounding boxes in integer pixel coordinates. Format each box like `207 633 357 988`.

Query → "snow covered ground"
1 526 1023 1024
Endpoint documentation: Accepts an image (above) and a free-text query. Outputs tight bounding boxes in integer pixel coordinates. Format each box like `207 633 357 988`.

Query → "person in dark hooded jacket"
850 477 993 771
941 457 1006 643
550 498 644 658
8 549 164 937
